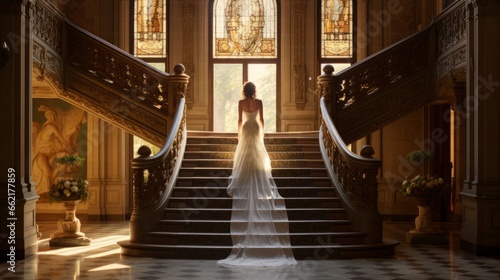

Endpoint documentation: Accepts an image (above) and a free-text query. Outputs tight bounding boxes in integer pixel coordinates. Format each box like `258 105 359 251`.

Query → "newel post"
317 65 337 122
132 146 152 212
170 63 189 112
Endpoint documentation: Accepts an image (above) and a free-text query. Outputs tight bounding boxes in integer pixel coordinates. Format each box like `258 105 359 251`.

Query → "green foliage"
55 155 85 166
405 150 433 165
213 64 277 132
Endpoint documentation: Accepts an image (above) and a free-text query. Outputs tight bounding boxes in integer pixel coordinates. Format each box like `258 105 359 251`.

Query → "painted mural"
32 99 87 202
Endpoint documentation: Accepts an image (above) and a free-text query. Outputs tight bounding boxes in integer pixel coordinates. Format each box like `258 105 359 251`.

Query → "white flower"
63 189 71 197
84 180 89 186
64 181 71 188
70 185 79 193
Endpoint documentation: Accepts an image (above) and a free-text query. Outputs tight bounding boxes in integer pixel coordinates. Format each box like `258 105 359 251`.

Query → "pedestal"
406 199 448 245
49 200 91 246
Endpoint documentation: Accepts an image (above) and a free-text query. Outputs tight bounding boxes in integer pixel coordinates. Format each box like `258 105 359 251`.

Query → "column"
461 0 500 255
87 117 129 221
0 0 39 261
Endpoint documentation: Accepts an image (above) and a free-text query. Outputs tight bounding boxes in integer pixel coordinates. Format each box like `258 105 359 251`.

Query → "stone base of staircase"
118 240 399 260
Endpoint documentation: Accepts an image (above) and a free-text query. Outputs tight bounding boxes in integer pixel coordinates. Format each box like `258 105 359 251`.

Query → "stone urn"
49 199 91 246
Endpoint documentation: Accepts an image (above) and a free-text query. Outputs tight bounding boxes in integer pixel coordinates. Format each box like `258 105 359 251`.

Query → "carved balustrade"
131 98 187 212
319 94 382 242
315 1 466 242
129 97 187 241
318 64 382 212
32 0 189 147
321 0 466 144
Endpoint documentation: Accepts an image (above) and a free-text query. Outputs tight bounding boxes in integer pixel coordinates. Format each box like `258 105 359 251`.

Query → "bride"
217 82 297 267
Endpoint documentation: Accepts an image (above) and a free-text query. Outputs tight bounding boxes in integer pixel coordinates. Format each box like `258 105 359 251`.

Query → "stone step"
174 177 332 188
183 151 322 160
187 138 320 145
164 207 347 221
157 219 353 234
141 231 367 246
181 158 326 168
178 167 328 177
185 143 320 152
170 186 335 199
167 197 341 209
118 240 399 260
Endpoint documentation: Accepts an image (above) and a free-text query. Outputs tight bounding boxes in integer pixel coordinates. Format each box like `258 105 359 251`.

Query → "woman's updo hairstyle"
242 82 256 99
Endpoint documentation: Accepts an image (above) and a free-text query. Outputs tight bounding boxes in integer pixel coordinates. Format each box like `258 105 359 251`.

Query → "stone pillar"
461 0 500 255
87 117 129 221
0 0 39 262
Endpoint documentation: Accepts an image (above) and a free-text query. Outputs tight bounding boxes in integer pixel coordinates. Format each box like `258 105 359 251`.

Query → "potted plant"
54 154 85 173
48 155 91 246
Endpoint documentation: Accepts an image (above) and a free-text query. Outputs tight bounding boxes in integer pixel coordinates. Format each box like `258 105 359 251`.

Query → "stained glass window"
134 0 167 57
321 0 352 58
213 0 277 58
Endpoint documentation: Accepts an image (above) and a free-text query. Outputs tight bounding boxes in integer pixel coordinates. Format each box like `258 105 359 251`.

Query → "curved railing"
129 97 187 242
320 94 383 243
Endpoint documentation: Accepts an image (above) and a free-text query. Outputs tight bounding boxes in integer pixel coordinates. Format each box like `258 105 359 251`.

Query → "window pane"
134 0 167 57
248 64 276 133
321 0 352 58
148 62 165 72
214 0 277 58
213 64 243 132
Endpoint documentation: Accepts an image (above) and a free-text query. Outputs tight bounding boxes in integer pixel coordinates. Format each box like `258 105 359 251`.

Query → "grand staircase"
31 0 466 260
119 131 398 259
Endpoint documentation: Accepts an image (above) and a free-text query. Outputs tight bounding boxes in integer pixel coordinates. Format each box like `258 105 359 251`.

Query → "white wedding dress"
217 110 297 267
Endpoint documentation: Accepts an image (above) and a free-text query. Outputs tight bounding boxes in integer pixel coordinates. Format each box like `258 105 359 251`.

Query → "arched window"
320 0 354 72
133 0 168 71
132 0 168 153
213 0 277 58
211 0 279 132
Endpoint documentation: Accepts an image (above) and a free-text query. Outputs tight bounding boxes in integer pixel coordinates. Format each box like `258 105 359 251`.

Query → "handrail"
32 0 190 147
132 97 187 211
324 1 466 144
64 20 174 115
320 98 382 211
320 97 382 243
129 97 187 241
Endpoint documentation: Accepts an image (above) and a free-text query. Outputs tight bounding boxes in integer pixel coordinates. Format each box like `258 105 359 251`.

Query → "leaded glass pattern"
214 0 277 58
321 0 352 58
134 0 167 57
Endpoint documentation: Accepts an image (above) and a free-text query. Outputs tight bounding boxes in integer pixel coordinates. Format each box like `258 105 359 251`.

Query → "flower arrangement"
401 175 445 198
48 178 90 203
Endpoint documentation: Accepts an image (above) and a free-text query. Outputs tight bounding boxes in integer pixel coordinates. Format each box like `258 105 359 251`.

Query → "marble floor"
1 221 499 280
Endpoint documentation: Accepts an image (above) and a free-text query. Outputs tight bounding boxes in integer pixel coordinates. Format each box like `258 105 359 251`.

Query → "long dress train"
217 110 297 267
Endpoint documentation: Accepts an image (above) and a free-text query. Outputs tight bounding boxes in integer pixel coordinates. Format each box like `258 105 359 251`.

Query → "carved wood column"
461 0 500 255
0 0 39 261
294 0 307 110
182 0 194 109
